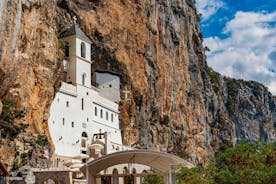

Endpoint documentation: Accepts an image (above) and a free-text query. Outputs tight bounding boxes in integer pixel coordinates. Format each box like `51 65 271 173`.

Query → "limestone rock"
0 0 275 169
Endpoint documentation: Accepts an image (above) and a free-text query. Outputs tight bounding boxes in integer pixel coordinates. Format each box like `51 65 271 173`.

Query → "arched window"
123 167 129 174
82 73 86 86
45 179 56 184
112 168 119 184
82 132 88 138
81 42 86 58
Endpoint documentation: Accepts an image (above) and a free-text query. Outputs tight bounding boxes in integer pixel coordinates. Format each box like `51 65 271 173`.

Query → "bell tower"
60 24 92 88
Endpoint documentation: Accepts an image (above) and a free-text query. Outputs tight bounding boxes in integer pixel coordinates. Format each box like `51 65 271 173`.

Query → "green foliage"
208 67 220 94
35 135 48 147
176 141 276 184
142 170 165 184
176 165 216 184
56 31 68 58
12 158 22 171
0 124 27 139
142 174 165 184
224 77 239 111
0 99 27 140
20 150 32 160
1 99 19 123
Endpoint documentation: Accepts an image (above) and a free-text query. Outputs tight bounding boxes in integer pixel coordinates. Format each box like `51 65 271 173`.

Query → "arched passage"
45 179 56 184
34 170 71 184
81 150 194 184
112 168 119 184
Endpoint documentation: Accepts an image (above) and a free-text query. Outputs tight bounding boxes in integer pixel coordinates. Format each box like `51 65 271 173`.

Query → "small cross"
122 86 131 100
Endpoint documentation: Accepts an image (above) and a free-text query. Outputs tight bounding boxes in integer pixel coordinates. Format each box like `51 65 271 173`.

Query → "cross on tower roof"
60 24 92 44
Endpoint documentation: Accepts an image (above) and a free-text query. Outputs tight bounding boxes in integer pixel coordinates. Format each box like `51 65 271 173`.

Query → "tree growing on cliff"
176 141 276 184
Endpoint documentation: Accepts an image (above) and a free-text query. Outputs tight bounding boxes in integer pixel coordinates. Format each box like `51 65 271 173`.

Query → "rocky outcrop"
0 0 275 170
207 68 276 146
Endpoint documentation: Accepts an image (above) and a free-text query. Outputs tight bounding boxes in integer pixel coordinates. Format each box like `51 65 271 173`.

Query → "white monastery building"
47 25 148 184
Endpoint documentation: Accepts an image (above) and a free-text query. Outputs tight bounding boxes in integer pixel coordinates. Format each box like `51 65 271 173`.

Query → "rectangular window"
66 101 69 107
81 98 84 110
64 42 69 57
111 114 114 122
72 122 74 127
95 107 97 116
62 118 65 125
100 109 103 118
106 112 108 120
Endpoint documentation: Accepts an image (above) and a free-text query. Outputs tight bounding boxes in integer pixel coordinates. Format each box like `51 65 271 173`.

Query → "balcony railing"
59 82 77 96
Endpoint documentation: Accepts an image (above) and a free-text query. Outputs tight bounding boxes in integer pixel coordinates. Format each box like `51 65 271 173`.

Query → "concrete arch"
81 150 194 184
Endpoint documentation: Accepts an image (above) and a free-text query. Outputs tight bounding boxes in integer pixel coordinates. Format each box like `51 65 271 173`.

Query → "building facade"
47 25 148 184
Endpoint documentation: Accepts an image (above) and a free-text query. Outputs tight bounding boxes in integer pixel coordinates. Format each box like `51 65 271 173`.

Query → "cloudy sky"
196 0 276 95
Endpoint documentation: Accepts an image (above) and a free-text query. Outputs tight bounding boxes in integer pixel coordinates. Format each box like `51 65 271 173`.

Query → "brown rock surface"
0 0 275 170
0 0 60 168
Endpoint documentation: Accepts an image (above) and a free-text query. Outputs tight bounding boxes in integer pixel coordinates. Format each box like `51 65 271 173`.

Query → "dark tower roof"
60 24 92 44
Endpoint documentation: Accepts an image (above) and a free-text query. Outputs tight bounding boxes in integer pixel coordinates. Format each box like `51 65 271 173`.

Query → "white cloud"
204 11 276 95
268 81 276 95
196 0 224 20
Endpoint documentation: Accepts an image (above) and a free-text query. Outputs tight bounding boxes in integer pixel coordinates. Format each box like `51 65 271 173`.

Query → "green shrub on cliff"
176 141 276 184
208 67 220 94
0 99 27 139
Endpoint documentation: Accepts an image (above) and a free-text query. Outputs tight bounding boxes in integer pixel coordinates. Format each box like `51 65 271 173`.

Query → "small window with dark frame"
81 98 84 110
81 42 86 58
111 113 114 122
71 122 74 128
106 111 108 121
66 101 69 107
62 118 65 125
64 42 69 57
94 107 97 116
82 73 86 86
100 109 103 118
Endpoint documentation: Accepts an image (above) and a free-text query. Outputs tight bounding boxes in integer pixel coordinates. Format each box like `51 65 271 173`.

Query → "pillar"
87 167 97 184
163 174 169 184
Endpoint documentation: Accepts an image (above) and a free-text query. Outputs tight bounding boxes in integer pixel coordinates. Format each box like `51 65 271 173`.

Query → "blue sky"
196 0 276 94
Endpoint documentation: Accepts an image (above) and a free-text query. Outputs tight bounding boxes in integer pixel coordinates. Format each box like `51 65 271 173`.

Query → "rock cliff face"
207 68 276 148
0 0 275 169
0 0 60 169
